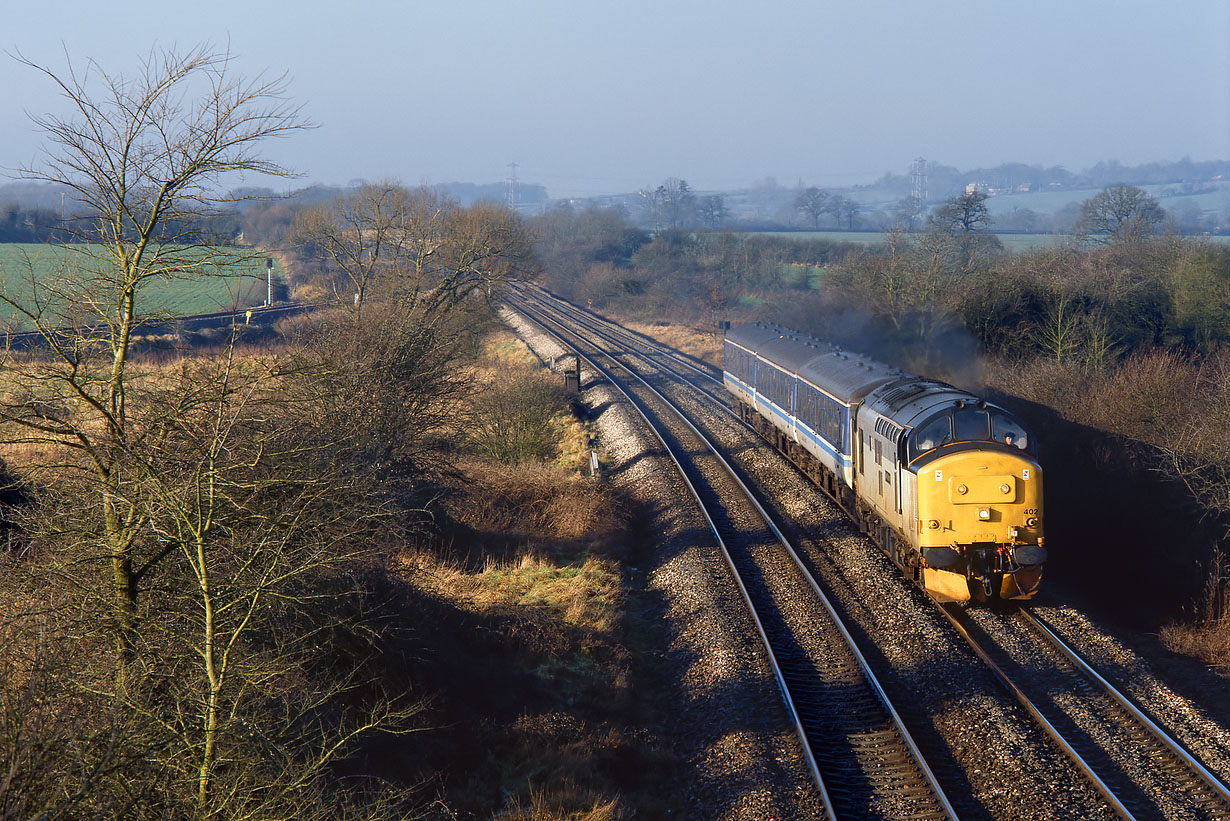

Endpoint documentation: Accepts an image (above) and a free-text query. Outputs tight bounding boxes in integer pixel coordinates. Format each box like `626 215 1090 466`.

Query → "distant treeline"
0 179 549 247
873 157 1230 199
2 157 1226 246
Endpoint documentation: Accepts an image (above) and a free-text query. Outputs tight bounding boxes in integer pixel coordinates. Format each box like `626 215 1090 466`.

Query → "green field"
0 243 283 327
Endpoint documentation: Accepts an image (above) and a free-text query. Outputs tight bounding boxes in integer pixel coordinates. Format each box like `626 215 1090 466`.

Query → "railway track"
510 282 724 392
940 603 1230 819
513 296 955 819
508 283 1230 818
2 301 308 349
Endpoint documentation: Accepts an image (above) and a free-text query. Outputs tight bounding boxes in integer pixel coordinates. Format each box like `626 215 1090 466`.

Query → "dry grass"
623 320 723 366
404 457 629 635
1160 619 1230 668
480 329 542 369
394 411 653 818
0 347 289 484
554 415 596 474
441 457 628 545
407 550 621 633
496 780 628 820
289 281 330 304
464 330 603 471
1160 555 1230 668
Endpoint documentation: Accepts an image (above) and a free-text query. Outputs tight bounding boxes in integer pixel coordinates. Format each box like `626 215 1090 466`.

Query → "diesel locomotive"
724 322 1046 602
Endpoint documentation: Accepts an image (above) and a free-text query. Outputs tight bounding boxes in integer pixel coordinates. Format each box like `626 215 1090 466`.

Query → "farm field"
0 243 282 327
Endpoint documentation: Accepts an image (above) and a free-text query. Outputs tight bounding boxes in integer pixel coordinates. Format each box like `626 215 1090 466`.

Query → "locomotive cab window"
953 407 990 442
992 411 1034 453
910 414 952 460
908 408 1036 461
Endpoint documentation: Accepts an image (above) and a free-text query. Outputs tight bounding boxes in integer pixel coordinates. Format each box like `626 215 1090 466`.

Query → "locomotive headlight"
977 508 991 521
957 484 969 495
1000 484 1011 494
1026 517 1039 528
927 519 940 530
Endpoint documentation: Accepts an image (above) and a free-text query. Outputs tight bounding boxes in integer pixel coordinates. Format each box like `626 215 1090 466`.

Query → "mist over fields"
3 156 1228 241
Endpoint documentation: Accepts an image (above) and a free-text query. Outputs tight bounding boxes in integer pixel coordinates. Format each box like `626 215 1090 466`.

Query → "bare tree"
794 187 830 229
657 178 696 229
696 194 728 229
829 195 861 230
0 46 447 816
1035 296 1083 363
295 189 531 324
639 178 695 230
418 201 534 317
292 181 411 319
1076 184 1165 245
929 190 992 233
637 186 664 232
0 335 424 816
0 44 308 667
129 349 421 813
892 195 924 231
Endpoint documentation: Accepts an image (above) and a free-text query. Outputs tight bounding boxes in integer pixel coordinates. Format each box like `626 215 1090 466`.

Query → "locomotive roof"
726 322 901 404
864 378 1010 430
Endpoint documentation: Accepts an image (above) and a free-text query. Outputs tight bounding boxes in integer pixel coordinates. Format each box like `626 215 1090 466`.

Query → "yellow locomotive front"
915 447 1044 602
874 396 1047 604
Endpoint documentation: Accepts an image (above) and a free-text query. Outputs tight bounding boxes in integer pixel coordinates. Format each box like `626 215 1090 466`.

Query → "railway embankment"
500 307 825 819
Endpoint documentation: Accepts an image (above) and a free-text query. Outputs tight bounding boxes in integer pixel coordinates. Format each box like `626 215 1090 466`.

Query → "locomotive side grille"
877 380 933 411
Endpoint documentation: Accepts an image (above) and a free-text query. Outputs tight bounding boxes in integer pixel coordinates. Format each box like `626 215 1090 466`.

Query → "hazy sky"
2 0 1227 198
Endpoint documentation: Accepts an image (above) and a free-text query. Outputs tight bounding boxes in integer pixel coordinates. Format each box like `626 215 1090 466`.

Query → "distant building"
965 182 991 196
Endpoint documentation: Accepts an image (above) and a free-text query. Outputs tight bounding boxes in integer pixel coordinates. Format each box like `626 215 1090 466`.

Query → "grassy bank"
392 331 677 818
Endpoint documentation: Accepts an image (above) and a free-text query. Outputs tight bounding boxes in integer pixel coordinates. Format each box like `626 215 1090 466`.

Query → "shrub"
470 368 569 466
1160 553 1230 666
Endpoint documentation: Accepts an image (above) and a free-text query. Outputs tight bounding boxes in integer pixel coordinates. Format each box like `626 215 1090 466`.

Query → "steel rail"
515 285 1230 819
514 299 957 819
506 302 837 819
511 285 738 419
509 281 724 387
935 603 1136 819
1023 609 1230 810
